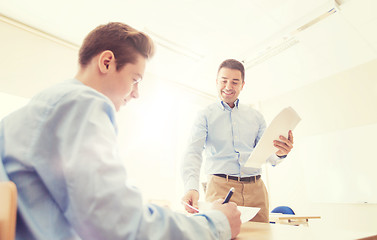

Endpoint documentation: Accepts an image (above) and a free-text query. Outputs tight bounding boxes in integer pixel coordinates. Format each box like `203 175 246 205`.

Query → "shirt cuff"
269 154 285 166
195 210 231 240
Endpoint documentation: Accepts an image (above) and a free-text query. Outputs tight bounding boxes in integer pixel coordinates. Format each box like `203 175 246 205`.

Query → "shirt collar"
218 99 240 111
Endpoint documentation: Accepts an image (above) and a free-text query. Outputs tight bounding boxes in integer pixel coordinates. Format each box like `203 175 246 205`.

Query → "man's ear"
98 50 115 73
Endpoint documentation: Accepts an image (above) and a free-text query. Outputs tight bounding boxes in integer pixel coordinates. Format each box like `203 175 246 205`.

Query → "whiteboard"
298 123 377 204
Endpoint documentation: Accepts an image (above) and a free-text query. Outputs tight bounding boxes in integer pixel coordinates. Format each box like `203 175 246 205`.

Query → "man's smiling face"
216 67 245 108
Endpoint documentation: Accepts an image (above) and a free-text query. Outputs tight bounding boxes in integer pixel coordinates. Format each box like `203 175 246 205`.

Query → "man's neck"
75 66 101 91
226 102 235 108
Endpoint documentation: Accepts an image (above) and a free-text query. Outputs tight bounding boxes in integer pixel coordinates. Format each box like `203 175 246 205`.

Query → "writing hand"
182 189 199 213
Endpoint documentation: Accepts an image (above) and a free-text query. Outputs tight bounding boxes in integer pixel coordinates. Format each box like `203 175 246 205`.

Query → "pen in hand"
181 200 199 213
222 187 235 204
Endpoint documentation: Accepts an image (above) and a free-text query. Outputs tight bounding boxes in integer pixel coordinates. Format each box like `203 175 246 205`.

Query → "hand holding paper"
245 107 301 168
274 129 294 157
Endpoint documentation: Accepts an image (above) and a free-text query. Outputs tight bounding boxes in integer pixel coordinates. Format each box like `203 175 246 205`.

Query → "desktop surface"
237 222 377 240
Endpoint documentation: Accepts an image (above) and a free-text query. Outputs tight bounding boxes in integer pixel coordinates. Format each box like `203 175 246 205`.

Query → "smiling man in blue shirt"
0 23 241 240
181 59 294 223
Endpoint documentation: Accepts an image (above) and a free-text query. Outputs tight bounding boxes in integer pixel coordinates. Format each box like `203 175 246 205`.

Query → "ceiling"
1 0 376 104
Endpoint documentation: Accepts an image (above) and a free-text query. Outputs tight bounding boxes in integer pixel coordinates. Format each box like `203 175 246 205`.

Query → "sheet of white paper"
198 202 260 223
237 206 260 223
244 107 301 168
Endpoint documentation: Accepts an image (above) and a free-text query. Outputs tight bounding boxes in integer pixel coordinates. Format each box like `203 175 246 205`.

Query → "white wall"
261 59 377 233
0 18 78 98
116 77 214 209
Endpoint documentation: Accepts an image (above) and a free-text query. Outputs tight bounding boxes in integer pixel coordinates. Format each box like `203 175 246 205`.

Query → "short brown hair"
217 59 245 81
79 22 155 70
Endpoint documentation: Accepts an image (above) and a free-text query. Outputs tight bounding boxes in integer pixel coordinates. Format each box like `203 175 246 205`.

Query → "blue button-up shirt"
182 100 282 192
0 79 230 240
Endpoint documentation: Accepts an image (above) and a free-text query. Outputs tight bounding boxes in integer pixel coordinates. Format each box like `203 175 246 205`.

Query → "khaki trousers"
205 175 269 223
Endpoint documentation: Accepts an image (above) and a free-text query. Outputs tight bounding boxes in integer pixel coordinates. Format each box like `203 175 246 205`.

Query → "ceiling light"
244 37 299 69
243 1 340 70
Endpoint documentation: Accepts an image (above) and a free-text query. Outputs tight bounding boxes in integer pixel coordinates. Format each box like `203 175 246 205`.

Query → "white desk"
237 222 377 240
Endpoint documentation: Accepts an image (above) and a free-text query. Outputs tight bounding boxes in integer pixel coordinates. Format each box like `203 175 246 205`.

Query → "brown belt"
213 174 261 182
